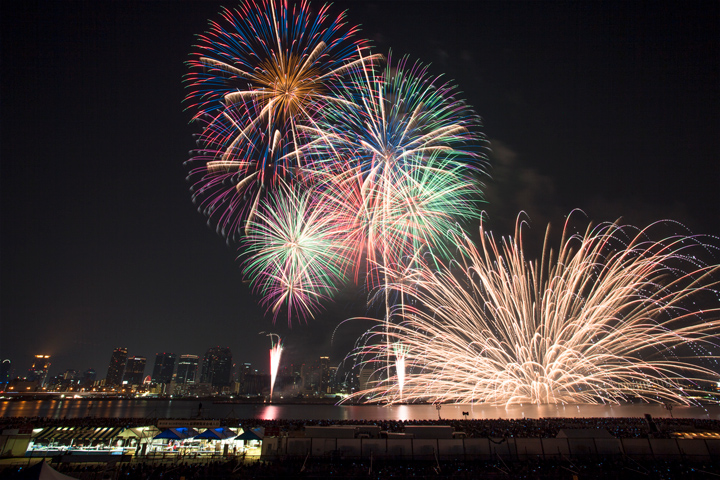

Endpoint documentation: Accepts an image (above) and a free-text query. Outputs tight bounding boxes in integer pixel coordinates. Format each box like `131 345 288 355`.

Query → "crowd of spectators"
2 415 720 439
4 457 720 479
2 415 720 479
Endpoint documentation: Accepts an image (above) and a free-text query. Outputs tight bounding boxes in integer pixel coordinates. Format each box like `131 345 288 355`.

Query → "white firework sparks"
343 215 720 406
268 333 283 399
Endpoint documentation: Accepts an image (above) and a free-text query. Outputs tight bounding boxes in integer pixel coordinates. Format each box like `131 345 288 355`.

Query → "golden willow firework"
343 215 720 406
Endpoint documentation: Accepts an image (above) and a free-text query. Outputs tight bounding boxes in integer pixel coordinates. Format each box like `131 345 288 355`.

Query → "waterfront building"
27 355 51 387
123 356 146 386
81 368 96 387
151 352 176 384
0 359 11 390
320 356 330 393
236 362 252 394
243 372 270 396
176 354 199 384
200 346 232 388
358 367 372 393
106 347 128 386
327 366 338 394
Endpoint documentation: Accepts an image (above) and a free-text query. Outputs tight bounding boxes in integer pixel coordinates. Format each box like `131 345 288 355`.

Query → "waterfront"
2 399 719 420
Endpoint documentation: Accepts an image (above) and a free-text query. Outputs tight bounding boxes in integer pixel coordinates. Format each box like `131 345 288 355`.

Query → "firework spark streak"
393 343 409 401
266 333 283 400
343 215 720 406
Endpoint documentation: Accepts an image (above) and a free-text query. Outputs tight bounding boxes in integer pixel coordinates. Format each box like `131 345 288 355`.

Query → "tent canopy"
116 426 160 439
152 428 198 440
236 429 263 441
194 427 236 440
33 427 123 442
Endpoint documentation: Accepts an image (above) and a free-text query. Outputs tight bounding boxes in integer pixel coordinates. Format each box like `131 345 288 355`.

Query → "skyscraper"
175 355 199 384
106 347 127 386
82 368 96 387
28 355 51 387
200 346 233 387
151 352 176 384
319 356 330 393
1 359 11 390
123 356 146 385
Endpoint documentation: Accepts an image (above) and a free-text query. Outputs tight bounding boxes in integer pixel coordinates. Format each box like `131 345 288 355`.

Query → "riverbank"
3 415 720 479
4 398 720 420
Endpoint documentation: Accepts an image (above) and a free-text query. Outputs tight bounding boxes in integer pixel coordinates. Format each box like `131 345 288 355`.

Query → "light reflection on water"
1 399 719 421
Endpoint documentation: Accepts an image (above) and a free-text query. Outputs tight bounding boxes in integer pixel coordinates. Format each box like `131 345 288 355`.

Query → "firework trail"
393 342 409 401
185 0 377 237
266 333 283 399
343 214 720 406
242 181 352 324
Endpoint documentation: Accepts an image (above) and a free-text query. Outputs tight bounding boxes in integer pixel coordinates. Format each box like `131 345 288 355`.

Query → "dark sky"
1 1 718 379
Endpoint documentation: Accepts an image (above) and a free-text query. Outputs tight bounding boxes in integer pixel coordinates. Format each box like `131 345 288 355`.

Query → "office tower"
176 355 199 384
123 356 146 385
82 369 96 387
200 346 232 387
239 363 251 382
237 362 252 394
106 347 128 386
28 355 51 387
358 367 373 392
327 366 338 393
151 352 176 384
319 356 330 393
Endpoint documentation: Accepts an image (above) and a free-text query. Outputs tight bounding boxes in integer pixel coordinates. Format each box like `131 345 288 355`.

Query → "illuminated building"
200 346 232 388
151 352 176 384
176 355 199 384
106 347 127 386
28 355 51 387
358 367 373 393
320 356 330 393
82 369 96 387
328 366 338 393
123 356 146 386
0 359 11 390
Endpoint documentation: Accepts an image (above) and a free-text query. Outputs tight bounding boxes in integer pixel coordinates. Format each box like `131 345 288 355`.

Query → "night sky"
1 1 718 379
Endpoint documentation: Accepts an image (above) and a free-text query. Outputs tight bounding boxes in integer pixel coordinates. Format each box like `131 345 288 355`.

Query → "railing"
261 436 720 461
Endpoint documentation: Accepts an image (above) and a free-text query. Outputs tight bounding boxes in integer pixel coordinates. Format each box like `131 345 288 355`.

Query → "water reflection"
1 399 719 421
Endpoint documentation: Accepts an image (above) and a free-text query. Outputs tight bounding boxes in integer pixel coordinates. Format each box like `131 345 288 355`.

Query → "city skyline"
1 1 718 377
0 346 340 390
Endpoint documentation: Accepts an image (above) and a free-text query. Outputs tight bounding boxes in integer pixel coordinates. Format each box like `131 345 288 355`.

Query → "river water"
2 399 719 421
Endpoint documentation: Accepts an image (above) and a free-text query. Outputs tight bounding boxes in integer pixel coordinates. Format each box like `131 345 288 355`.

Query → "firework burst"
185 0 376 237
300 52 487 283
242 182 352 324
343 214 720 406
